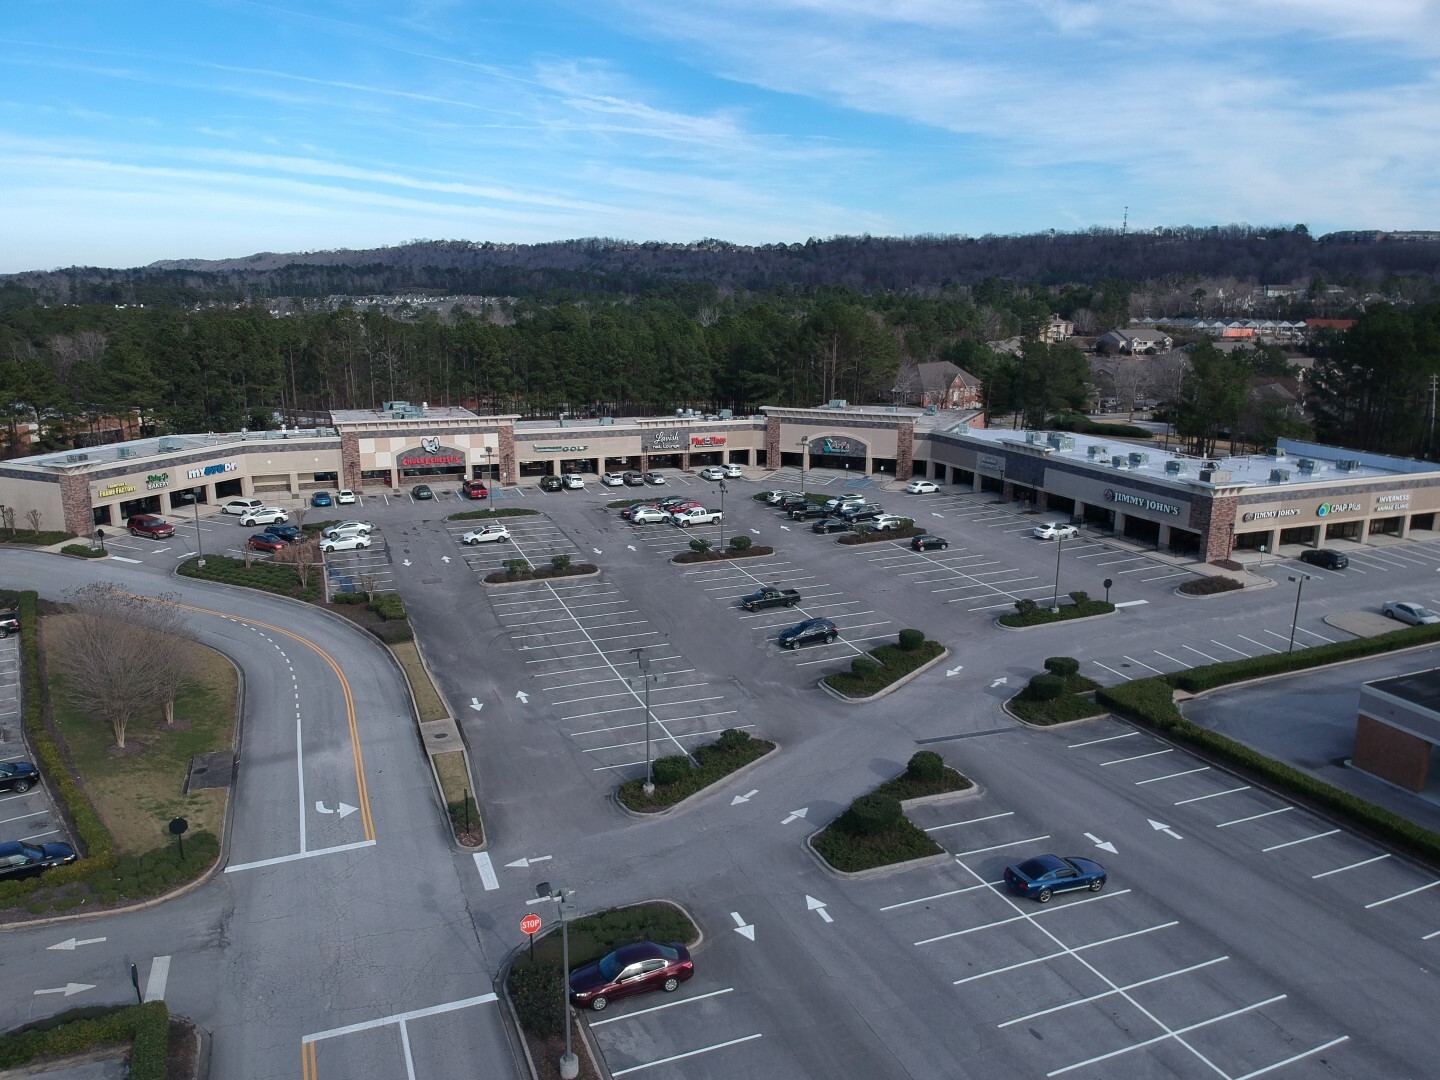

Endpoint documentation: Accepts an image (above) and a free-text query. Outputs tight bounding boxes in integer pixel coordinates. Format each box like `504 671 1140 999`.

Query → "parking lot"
0 636 71 857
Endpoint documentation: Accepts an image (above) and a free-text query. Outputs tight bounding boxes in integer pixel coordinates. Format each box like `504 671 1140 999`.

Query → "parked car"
779 617 839 649
222 498 265 516
619 502 659 520
127 514 175 539
461 479 488 500
562 473 586 489
413 484 435 500
322 521 374 538
239 507 289 526
825 497 865 514
765 490 800 505
320 533 371 553
671 507 722 527
601 472 626 486
461 524 510 544
1299 548 1348 570
778 494 810 512
654 496 692 510
1382 601 1440 625
0 610 19 638
868 514 908 531
623 471 646 486
698 466 726 481
911 533 949 551
1003 854 1107 903
247 533 287 553
311 491 333 507
0 839 78 881
742 585 801 611
721 463 743 478
839 502 884 522
568 941 694 1012
264 524 304 543
789 504 830 521
645 471 666 485
539 476 563 492
1034 522 1080 541
812 517 851 534
905 480 939 494
629 507 669 524
0 760 39 793
336 489 358 504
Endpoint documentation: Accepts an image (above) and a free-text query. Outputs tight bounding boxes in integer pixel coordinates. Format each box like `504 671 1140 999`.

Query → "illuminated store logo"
1316 501 1361 516
187 461 238 479
1104 488 1181 515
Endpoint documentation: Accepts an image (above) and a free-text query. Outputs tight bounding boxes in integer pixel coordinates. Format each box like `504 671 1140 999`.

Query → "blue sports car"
1003 854 1107 903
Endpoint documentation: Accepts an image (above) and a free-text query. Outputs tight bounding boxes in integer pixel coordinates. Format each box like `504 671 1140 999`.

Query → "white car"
223 498 265 516
630 507 668 524
698 466 726 481
320 534 371 553
322 520 375 539
825 495 864 512
1034 522 1080 541
239 507 289 526
336 489 358 504
601 472 626 486
869 514 908 531
461 524 511 544
1382 601 1440 625
562 473 586 490
722 464 743 478
905 480 939 494
764 490 795 504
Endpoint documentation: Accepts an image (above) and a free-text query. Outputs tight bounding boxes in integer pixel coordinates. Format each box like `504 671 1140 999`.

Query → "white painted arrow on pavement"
749 528 760 535
1149 818 1183 839
593 547 602 554
504 855 553 869
805 895 833 923
47 937 106 951
627 545 636 551
731 789 759 806
441 555 451 563
990 677 1008 688
314 801 358 818
515 690 530 704
780 525 791 531
730 911 755 941
946 665 963 677
782 807 808 825
34 984 94 998
402 558 412 567
1084 831 1118 854
469 698 483 712
932 512 945 518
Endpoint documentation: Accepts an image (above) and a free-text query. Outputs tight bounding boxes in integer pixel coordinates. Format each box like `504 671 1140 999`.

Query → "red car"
462 479 488 500
247 533 287 553
568 941 693 1012
127 514 175 539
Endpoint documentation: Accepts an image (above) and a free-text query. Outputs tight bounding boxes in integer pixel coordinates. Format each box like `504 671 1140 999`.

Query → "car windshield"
1412 606 1435 617
19 842 43 859
1015 857 1057 879
598 952 623 981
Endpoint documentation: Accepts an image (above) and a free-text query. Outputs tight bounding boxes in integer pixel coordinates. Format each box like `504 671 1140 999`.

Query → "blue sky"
3 0 1438 272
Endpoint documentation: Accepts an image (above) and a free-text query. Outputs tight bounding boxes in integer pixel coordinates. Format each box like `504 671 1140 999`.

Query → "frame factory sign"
97 481 137 499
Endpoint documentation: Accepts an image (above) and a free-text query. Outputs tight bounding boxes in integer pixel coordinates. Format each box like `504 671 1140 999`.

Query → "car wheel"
1036 888 1053 903
129 528 140 537
1089 878 1105 892
824 633 836 644
1385 609 1396 618
662 976 680 992
466 538 478 545
13 779 31 793
590 995 608 1012
786 640 798 650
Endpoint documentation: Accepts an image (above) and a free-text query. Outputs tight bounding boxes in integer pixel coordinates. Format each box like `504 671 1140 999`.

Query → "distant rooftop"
14 427 337 470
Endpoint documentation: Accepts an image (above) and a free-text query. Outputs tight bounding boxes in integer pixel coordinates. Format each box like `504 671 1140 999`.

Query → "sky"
3 0 1439 273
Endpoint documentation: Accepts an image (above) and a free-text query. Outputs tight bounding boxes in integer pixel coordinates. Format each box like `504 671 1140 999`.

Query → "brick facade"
59 474 94 536
896 423 914 480
1197 494 1238 563
765 417 781 471
497 427 516 485
340 432 362 491
1353 713 1431 792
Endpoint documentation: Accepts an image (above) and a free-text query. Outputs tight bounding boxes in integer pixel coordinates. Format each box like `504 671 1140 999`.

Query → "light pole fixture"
799 434 809 500
630 647 658 794
534 882 580 1080
1287 571 1313 653
185 490 205 568
718 479 727 554
1050 534 1066 612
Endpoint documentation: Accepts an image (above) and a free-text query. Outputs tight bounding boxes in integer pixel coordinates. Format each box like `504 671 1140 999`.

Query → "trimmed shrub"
1044 656 1080 677
1027 673 1066 701
897 628 926 652
503 558 528 578
906 750 945 783
619 734 774 810
689 538 712 554
851 657 881 680
714 728 751 752
550 553 571 571
368 593 406 621
728 534 753 551
507 961 565 1038
839 793 904 836
332 590 368 605
1014 598 1038 617
1069 591 1090 604
651 755 692 786
1179 576 1244 595
61 544 106 558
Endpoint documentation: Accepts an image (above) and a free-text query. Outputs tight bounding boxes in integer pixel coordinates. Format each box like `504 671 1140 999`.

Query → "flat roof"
330 405 480 424
14 428 337 471
1367 668 1440 712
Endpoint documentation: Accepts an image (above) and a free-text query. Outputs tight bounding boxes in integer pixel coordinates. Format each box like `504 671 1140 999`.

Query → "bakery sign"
644 431 684 451
399 438 464 468
146 472 170 490
691 435 727 448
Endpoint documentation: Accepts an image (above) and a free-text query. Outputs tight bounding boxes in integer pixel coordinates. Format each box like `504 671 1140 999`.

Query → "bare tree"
24 508 41 533
0 504 11 535
273 538 321 590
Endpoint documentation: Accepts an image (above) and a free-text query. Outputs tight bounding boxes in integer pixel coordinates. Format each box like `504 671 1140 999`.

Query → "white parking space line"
1216 807 1293 828
880 880 1001 910
1152 650 1190 668
589 987 735 1026
915 890 1130 945
1068 732 1136 748
1262 830 1340 852
1099 749 1172 766
952 835 1051 858
952 922 1180 985
1174 785 1251 805
1237 634 1279 653
1364 879 1440 909
1092 661 1129 681
924 811 1015 832
1180 644 1222 663
998 956 1229 1028
1230 1037 1352 1080
1135 767 1210 785
1312 854 1390 879
1211 639 1251 657
1120 655 1167 675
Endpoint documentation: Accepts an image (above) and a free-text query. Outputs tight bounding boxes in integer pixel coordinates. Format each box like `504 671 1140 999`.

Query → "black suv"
778 495 810 512
812 517 850 534
539 476 564 492
1299 548 1348 570
789 504 830 521
840 502 884 522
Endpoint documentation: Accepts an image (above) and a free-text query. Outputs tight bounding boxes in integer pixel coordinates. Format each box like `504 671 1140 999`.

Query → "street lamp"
799 435 809 500
534 882 579 1080
718 479 727 554
629 647 663 794
184 489 205 568
1287 571 1313 653
1050 534 1066 612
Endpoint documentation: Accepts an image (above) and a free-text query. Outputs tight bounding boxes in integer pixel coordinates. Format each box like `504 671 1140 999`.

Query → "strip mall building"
3 401 1438 563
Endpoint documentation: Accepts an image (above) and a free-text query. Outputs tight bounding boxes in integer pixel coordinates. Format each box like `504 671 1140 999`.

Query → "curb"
816 647 951 704
993 610 1117 632
1173 578 1277 599
611 743 779 819
481 565 601 588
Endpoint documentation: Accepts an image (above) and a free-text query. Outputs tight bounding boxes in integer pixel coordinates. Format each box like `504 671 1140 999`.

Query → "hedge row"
1172 622 1440 693
60 544 106 558
0 1002 169 1077
447 507 539 521
178 555 322 600
482 562 598 583
811 753 969 872
1177 576 1244 596
617 729 774 810
999 593 1115 627
671 545 774 564
823 636 944 697
0 529 78 546
837 525 922 545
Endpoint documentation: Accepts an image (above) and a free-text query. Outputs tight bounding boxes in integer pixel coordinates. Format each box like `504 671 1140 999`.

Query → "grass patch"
823 638 944 697
434 750 483 846
0 529 78 546
483 563 598 583
617 730 774 811
326 594 414 643
390 640 449 721
1178 576 1244 596
671 546 774 564
448 507 540 521
60 544 107 558
999 594 1114 627
46 615 236 855
178 554 322 601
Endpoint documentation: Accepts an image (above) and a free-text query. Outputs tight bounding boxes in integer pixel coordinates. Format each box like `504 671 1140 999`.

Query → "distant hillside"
4 227 1438 307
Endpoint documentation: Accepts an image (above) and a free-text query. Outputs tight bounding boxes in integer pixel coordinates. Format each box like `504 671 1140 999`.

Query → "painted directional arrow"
593 547 602 554
946 665 963 677
730 911 755 941
627 545 636 551
806 895 833 924
441 555 451 563
515 690 530 704
34 984 94 997
990 677 1008 688
780 525 791 532
749 528 760 535
469 697 484 712
314 801 359 818
47 937 106 951
1149 818 1183 839
731 789 759 806
402 558 412 567
1084 831 1118 854
932 512 945 518
505 855 553 869
782 807 808 825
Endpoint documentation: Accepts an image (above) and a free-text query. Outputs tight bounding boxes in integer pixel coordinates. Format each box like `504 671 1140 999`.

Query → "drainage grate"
184 751 235 793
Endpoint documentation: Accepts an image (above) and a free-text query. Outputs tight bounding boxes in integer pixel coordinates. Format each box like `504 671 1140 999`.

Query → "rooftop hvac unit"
116 447 135 459
675 408 686 418
1265 447 1286 459
1164 460 1188 475
1087 445 1109 459
1199 469 1233 483
950 422 971 434
1026 431 1048 445
1110 455 1130 470
1296 458 1323 473
158 438 184 452
65 452 90 463
558 419 570 427
1335 459 1363 473
828 399 848 409
382 400 411 412
925 405 937 415
598 417 614 426
1269 468 1291 483
1047 433 1076 451
1202 460 1221 470
717 409 733 420
1128 452 1150 467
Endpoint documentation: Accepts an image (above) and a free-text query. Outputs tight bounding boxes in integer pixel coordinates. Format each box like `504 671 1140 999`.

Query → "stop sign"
520 913 543 936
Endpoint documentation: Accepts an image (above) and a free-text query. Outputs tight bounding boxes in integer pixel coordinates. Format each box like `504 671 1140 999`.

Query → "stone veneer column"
765 416 781 470
498 426 516 486
1198 494 1236 563
341 432 362 490
895 423 914 480
59 474 95 536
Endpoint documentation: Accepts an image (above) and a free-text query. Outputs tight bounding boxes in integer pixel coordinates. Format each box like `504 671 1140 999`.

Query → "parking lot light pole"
185 490 205 568
1287 571 1312 653
799 435 809 501
718 479 727 553
1050 534 1065 612
535 882 579 1080
630 647 656 794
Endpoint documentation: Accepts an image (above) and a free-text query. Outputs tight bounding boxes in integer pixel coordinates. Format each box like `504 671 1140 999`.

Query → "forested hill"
5 226 1439 307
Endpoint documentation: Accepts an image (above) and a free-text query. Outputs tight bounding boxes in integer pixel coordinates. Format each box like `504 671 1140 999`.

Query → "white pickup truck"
671 507 723 526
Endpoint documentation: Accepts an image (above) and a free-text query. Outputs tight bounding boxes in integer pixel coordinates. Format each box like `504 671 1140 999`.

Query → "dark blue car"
311 491 333 507
0 839 77 880
264 524 303 543
1003 854 1107 903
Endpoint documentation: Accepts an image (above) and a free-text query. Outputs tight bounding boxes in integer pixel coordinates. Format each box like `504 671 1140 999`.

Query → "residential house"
1096 327 1173 354
893 360 983 410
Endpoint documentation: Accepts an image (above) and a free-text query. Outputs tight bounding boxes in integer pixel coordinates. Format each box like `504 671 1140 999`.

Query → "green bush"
851 656 881 680
507 961 565 1039
823 639 945 697
1069 591 1090 604
811 818 941 872
689 538 712 554
367 621 414 644
503 558 528 578
728 534 753 551
1014 597 1038 617
839 793 904 836
0 1002 169 1077
177 555 321 600
650 755 692 786
897 628 926 651
332 590 369 605
618 734 774 810
1179 576 1245 596
906 750 945 783
368 593 406 621
714 728 751 753
550 553 571 571
61 544 106 558
1000 597 1115 627
1044 656 1080 677
1027 673 1066 701
447 507 539 521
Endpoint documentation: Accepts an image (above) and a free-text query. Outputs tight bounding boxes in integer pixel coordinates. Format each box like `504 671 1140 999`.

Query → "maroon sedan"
247 533 287 553
127 514 175 539
568 941 693 1012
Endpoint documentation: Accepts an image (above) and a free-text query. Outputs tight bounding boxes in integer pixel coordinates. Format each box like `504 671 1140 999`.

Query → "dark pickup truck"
789 504 830 521
741 586 802 612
